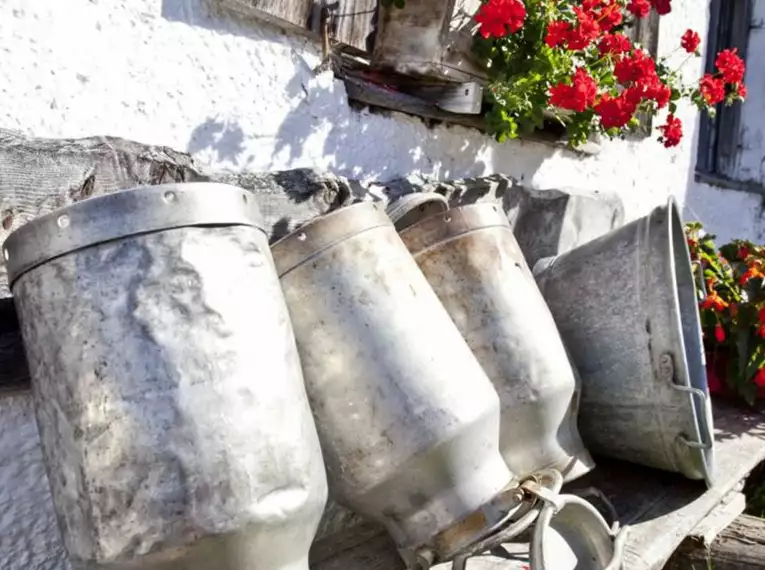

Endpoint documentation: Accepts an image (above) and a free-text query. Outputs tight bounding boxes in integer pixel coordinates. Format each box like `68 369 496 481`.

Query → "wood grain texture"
216 0 375 53
0 129 204 298
665 514 765 570
217 0 317 37
327 0 377 54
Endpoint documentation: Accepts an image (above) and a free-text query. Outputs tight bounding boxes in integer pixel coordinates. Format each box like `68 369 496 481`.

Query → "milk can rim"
3 182 266 287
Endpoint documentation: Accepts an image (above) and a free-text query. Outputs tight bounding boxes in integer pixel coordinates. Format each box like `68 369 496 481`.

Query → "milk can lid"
3 182 265 287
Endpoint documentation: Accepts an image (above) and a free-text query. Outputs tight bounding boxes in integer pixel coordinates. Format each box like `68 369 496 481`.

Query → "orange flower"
700 291 728 312
741 266 764 285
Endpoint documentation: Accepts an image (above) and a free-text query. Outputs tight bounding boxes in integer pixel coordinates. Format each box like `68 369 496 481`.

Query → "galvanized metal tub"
534 198 714 486
396 203 594 483
271 201 516 565
4 183 328 570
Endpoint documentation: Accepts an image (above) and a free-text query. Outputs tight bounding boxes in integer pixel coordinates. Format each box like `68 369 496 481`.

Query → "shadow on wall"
162 0 565 183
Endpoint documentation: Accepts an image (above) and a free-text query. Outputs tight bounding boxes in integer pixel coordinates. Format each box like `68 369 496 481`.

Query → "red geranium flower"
755 367 765 388
658 114 683 147
546 21 571 48
475 0 527 38
596 1 623 31
715 48 746 84
715 324 726 343
700 74 725 105
738 83 749 99
739 246 751 259
614 50 656 84
595 93 637 129
627 0 651 17
681 29 701 53
651 0 672 15
598 33 632 56
566 6 600 50
549 68 598 112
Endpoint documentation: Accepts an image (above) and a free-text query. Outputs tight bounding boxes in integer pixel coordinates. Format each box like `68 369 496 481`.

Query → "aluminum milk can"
4 183 328 570
534 198 714 486
271 201 517 566
394 200 594 483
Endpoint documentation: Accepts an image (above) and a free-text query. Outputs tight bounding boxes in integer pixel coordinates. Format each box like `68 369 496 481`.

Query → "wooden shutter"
696 0 752 179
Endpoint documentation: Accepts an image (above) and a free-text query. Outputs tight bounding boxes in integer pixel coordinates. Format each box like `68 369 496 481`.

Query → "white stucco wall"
0 0 758 567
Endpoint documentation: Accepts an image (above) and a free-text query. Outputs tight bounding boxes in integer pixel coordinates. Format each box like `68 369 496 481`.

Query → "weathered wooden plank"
327 1 377 54
665 513 765 570
0 129 204 298
688 490 746 546
215 0 375 54
216 0 317 38
342 76 603 156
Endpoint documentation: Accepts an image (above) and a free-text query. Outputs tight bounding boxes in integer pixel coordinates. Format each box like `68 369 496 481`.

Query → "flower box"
372 0 488 83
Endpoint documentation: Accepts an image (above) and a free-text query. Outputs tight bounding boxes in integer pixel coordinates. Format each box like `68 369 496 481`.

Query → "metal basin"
4 183 328 570
397 202 594 483
271 201 516 565
534 198 714 486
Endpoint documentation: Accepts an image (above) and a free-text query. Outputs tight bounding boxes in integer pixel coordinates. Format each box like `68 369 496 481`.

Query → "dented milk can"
271 201 521 566
4 183 328 570
392 198 595 483
534 197 715 486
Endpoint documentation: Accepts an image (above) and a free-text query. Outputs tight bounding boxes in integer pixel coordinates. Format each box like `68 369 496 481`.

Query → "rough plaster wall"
0 393 70 570
685 180 765 244
0 0 708 222
0 0 747 567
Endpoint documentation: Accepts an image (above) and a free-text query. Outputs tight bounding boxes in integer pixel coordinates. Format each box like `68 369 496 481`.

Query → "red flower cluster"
594 94 633 129
475 0 527 39
545 3 618 51
658 114 683 147
698 48 747 105
681 29 701 54
716 48 746 84
598 33 632 56
627 0 650 18
593 49 671 130
700 74 725 105
549 68 598 112
627 0 672 17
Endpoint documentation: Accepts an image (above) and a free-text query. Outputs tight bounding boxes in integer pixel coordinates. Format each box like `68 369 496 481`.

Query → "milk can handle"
449 470 564 570
530 494 628 570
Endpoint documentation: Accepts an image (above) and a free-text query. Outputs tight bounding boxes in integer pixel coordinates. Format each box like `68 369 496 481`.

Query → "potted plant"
470 0 748 147
686 222 765 405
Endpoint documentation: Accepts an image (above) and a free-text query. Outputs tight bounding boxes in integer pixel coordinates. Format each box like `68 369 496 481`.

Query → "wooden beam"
342 76 603 156
665 513 765 570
